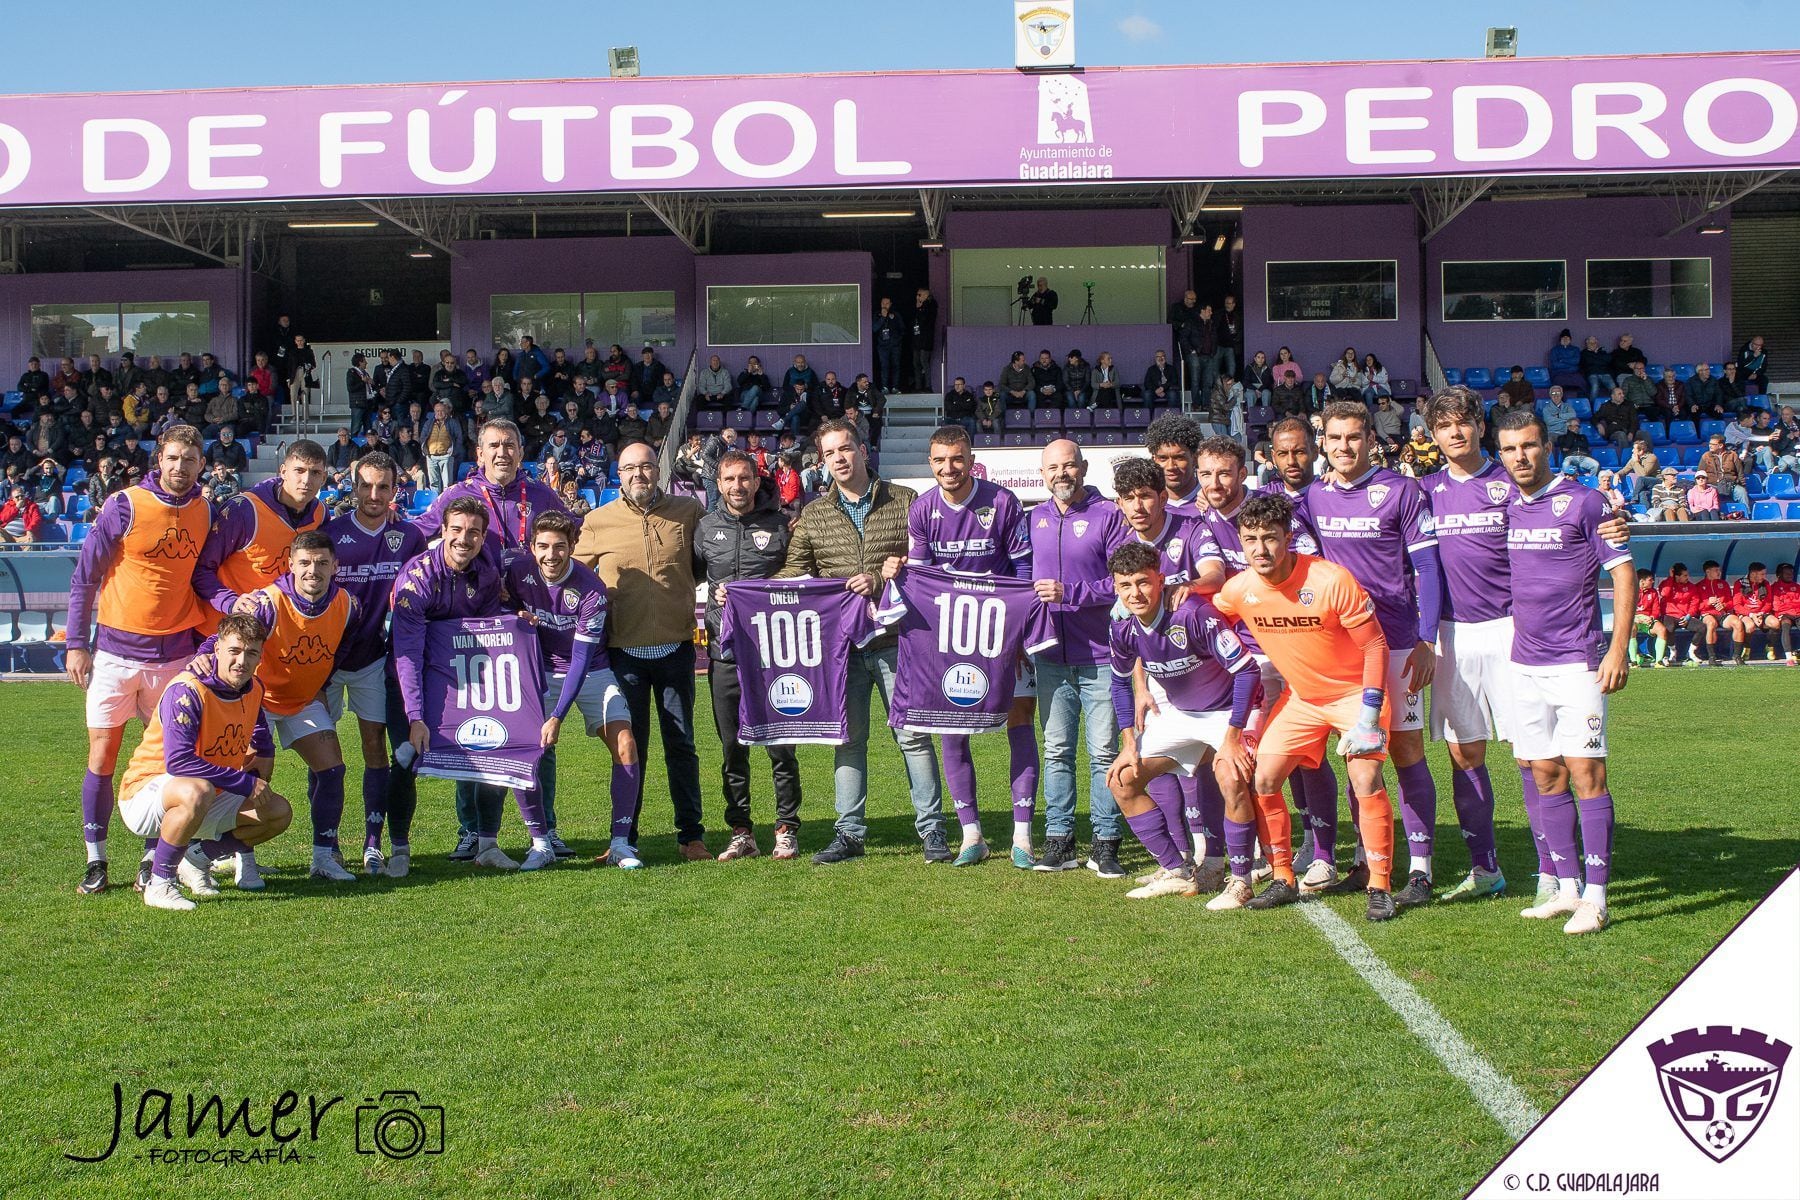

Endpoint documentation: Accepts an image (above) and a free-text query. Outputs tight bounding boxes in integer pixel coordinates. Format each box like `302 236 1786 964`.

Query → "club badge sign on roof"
1015 2 1077 70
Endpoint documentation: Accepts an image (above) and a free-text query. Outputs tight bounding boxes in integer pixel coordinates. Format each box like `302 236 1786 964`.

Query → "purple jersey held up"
1304 466 1437 648
719 578 883 745
325 511 427 672
1110 597 1252 714
1427 460 1515 625
504 557 611 676
1506 476 1632 669
878 564 1058 735
416 615 546 790
906 478 1030 577
390 544 506 721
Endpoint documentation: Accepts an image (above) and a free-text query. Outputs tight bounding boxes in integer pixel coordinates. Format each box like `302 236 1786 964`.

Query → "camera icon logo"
355 1091 445 1160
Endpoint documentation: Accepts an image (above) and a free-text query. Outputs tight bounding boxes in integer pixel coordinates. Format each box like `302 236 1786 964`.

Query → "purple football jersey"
1127 511 1218 589
1506 476 1632 668
416 614 546 790
1110 597 1251 714
390 544 506 722
906 478 1031 577
720 578 883 745
1028 486 1129 666
1304 466 1436 648
504 556 610 676
325 511 427 672
1427 460 1515 624
879 565 1059 734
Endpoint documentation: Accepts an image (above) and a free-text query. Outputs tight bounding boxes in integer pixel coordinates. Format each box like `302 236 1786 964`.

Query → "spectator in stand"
1299 372 1329 415
121 383 152 437
1771 562 1800 665
512 335 551 388
80 354 114 404
1737 336 1768 391
16 356 49 402
1240 350 1273 410
88 455 128 514
1649 467 1689 521
49 356 81 396
648 400 675 451
699 426 737 511
1578 335 1614 400
616 403 650 453
975 381 1005 436
1168 291 1210 404
1063 349 1091 409
460 348 490 405
1542 386 1578 438
671 433 706 495
1140 349 1175 406
1000 351 1032 408
565 381 593 425
594 378 625 418
1596 469 1628 510
852 373 885 448
1723 410 1773 473
544 347 575 400
1700 433 1750 507
207 425 249 473
201 384 240 441
1611 332 1647 380
1690 560 1734 662
600 344 631 391
943 376 977 439
420 401 463 493
1686 471 1721 521
26 456 64 515
1370 393 1407 453
807 375 846 429
783 354 819 397
1547 329 1584 393
1401 424 1442 476
1621 437 1660 502
1621 361 1657 414
1218 294 1244 382
288 335 317 413
1652 367 1691 425
1771 406 1800 475
1 432 29 478
1595 385 1640 449
1029 349 1064 412
341 352 372 433
1498 365 1536 408
1717 359 1747 411
1726 563 1778 664
1686 361 1726 417
873 296 903 393
1361 352 1391 404
390 424 424 485
1327 347 1365 400
325 427 361 485
558 477 590 520
910 287 938 393
776 378 811 439
651 371 679 412
431 350 468 410
0 483 48 545
542 424 576 476
28 410 67 465
1631 568 1668 666
193 353 225 399
483 373 516 423
520 393 558 458
1270 345 1303 391
628 346 668 406
574 343 604 391
1086 350 1117 409
575 427 612 489
773 451 803 515
1557 419 1600 476
697 354 733 406
735 356 771 412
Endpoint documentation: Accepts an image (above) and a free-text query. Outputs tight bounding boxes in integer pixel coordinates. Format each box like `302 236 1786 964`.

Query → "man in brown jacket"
1697 435 1749 509
574 442 710 860
776 419 948 864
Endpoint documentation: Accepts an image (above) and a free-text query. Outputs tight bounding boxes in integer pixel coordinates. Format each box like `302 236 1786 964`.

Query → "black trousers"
708 657 802 831
614 643 705 844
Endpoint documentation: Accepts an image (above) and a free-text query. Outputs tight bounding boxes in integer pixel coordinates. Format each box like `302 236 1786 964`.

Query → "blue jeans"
876 345 900 391
1586 374 1616 400
835 644 943 842
1034 658 1122 839
739 384 764 412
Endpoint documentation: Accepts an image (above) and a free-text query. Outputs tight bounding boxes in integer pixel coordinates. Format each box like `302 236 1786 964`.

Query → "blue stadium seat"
599 488 621 506
1746 395 1772 412
1629 503 1649 518
1646 425 1672 447
579 487 598 507
1747 473 1767 499
1709 363 1727 378
1698 419 1726 440
1494 366 1516 385
1668 420 1698 443
1591 446 1622 471
1524 366 1551 387
1751 501 1782 520
607 464 620 485
1577 473 1598 489
1789 502 1800 519
1441 368 1463 385
1679 444 1707 467
1647 364 1663 379
1462 368 1493 389
63 466 87 489
1722 502 1748 519
1671 363 1695 381
458 462 476 480
70 494 92 518
1570 398 1593 418
408 487 437 514
1766 473 1799 499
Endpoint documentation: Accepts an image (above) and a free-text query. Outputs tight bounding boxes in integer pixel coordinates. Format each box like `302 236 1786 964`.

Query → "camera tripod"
1080 283 1096 325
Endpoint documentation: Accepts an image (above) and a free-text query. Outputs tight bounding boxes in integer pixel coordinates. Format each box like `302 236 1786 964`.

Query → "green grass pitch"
2 668 1795 1197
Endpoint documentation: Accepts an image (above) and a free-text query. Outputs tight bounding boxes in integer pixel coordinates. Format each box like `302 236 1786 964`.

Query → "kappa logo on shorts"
1648 1027 1791 1163
1583 736 1602 750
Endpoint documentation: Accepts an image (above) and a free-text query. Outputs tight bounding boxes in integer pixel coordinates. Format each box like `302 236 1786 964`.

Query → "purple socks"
308 765 347 851
1396 759 1438 863
942 736 980 824
1146 775 1189 859
1578 792 1614 886
1124 807 1187 871
1224 817 1256 880
1451 766 1500 874
199 834 250 859
1008 725 1038 825
1195 774 1226 860
1299 763 1338 865
514 788 548 839
150 838 185 882
81 771 114 850
362 767 390 851
610 761 642 837
1537 790 1582 881
1520 765 1553 876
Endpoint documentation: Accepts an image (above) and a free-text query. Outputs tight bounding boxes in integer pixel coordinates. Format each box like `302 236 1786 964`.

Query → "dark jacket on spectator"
1142 361 1176 401
1610 344 1647 377
1030 361 1065 403
943 383 977 422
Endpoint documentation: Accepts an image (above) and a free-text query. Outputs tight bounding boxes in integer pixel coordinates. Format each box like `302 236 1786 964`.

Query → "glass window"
490 293 579 353
706 284 861 346
1585 259 1713 319
1266 261 1398 323
31 304 122 360
585 290 677 349
1441 261 1566 322
122 302 212 357
948 246 1168 325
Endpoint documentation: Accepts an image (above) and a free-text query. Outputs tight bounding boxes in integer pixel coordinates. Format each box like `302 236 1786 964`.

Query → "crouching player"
1493 409 1634 935
1102 543 1273 904
505 512 643 870
1211 495 1403 921
117 615 292 911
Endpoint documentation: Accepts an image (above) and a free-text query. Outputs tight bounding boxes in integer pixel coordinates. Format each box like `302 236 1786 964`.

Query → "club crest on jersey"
385 529 407 552
1648 1026 1791 1163
1073 519 1089 538
941 663 990 707
975 507 996 530
1168 624 1189 649
752 530 772 550
1551 494 1574 517
1165 537 1183 560
769 672 814 717
562 588 580 610
1486 481 1511 504
1298 589 1314 606
1368 484 1390 509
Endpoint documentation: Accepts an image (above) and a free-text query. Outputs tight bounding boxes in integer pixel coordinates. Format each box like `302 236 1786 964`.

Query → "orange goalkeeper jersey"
1212 553 1381 706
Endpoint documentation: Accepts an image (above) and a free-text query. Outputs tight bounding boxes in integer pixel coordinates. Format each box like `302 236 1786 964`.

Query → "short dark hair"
1703 559 1721 571
157 424 204 455
1425 386 1485 430
1491 405 1548 442
289 530 334 557
716 449 757 477
479 418 523 446
355 451 398 485
532 511 577 542
1267 416 1313 444
214 613 268 646
815 418 863 449
443 496 490 529
283 439 327 466
1107 542 1161 577
1236 494 1294 535
1748 560 1767 572
1196 436 1245 467
1144 413 1201 457
929 424 973 452
1320 400 1370 433
1112 457 1163 497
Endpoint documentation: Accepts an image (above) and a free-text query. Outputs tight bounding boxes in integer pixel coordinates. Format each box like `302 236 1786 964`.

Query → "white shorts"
545 667 629 736
1012 658 1037 701
269 701 337 750
325 659 388 725
1431 617 1516 744
1508 662 1607 761
119 774 247 841
86 651 185 730
1138 707 1231 777
1386 652 1427 734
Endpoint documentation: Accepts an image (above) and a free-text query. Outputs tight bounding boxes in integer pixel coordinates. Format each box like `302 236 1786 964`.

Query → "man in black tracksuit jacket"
697 450 802 857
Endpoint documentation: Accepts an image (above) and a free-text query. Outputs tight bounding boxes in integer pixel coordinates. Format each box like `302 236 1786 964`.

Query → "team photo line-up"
69 388 1635 933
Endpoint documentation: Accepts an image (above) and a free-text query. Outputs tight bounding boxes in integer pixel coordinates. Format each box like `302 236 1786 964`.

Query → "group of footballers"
1632 560 1800 667
64 387 1633 934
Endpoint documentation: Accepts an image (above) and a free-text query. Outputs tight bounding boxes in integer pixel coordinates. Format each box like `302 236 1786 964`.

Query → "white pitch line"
1297 902 1544 1141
